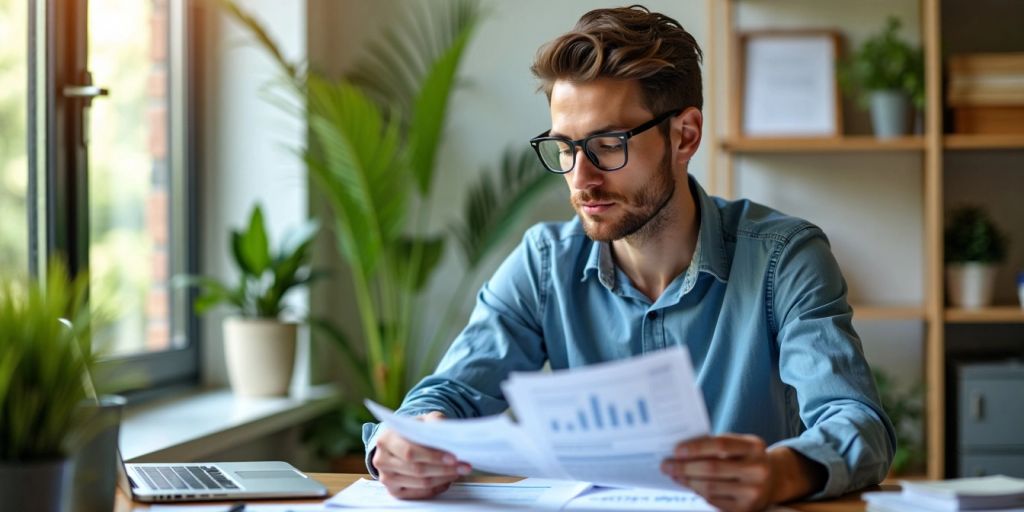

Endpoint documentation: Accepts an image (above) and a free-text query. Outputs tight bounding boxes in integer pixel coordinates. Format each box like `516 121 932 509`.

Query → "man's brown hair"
531 5 703 122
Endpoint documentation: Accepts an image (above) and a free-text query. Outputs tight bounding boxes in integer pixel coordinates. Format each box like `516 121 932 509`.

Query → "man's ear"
672 107 703 166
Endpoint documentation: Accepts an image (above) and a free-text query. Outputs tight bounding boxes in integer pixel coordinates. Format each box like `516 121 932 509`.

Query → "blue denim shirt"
363 176 895 499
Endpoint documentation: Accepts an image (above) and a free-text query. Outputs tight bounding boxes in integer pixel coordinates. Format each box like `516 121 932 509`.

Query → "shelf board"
945 306 1024 323
943 134 1024 150
852 305 927 321
721 135 926 153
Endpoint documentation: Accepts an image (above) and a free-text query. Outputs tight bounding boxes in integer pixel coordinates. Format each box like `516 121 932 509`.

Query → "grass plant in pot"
840 17 924 138
0 263 99 512
181 204 321 397
944 206 1008 309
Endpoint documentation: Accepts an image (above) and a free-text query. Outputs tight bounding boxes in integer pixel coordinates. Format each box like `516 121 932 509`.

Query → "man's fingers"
381 430 458 465
378 471 458 492
689 480 763 512
375 452 465 479
673 434 765 459
661 458 769 484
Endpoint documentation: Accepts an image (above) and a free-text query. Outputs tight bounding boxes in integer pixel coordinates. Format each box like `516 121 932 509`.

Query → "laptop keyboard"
137 465 240 491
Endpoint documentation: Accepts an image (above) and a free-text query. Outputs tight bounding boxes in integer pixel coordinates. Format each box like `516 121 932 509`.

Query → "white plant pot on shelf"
946 262 998 309
223 317 297 397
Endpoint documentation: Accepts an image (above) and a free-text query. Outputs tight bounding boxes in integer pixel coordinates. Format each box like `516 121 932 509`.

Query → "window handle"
62 84 109 99
62 71 109 103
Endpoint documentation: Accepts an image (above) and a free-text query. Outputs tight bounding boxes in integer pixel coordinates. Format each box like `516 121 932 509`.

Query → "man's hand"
372 412 472 500
660 434 826 512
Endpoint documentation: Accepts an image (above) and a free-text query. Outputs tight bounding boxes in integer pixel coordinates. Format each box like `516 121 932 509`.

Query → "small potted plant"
944 206 1008 308
181 204 321 397
840 17 924 138
0 263 98 511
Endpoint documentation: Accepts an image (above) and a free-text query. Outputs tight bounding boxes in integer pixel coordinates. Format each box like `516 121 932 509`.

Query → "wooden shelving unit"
854 305 928 321
945 306 1024 323
707 0 1023 480
722 136 926 153
943 134 1024 150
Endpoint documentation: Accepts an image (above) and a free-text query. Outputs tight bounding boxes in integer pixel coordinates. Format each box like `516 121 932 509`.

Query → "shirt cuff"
362 421 387 479
770 437 850 501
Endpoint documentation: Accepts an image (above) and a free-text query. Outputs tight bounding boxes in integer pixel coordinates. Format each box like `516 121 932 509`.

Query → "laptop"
118 450 328 503
78 342 328 502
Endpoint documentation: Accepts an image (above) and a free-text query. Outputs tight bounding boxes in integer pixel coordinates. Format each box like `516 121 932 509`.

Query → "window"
0 0 29 276
34 0 198 392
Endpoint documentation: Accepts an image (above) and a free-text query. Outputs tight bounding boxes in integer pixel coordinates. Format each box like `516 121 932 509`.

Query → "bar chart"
548 395 651 433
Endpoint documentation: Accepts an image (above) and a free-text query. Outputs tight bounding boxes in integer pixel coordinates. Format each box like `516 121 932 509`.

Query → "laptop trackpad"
235 470 302 480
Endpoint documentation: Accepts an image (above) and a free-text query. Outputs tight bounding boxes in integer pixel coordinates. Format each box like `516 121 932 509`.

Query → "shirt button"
647 311 658 320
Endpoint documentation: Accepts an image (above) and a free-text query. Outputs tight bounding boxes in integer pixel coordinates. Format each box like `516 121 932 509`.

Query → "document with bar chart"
365 346 710 491
502 346 710 490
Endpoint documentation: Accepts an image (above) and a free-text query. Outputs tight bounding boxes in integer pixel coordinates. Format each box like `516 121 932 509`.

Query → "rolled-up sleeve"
769 227 896 499
362 228 551 476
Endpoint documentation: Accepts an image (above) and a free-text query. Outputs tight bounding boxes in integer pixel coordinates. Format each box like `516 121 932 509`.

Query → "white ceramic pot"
223 317 297 397
946 262 998 309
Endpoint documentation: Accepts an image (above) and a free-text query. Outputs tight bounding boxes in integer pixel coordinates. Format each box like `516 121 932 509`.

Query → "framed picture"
738 30 842 137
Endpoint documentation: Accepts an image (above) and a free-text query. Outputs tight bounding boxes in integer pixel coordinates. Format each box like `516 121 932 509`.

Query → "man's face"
548 79 676 242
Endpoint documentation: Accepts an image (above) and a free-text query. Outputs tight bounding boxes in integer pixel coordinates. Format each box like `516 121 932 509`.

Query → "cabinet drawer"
959 453 1024 478
958 364 1024 448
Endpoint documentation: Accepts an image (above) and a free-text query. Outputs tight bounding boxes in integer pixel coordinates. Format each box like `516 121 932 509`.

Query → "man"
363 6 895 511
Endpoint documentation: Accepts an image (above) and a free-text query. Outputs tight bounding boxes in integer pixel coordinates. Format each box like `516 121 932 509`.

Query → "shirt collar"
581 175 730 290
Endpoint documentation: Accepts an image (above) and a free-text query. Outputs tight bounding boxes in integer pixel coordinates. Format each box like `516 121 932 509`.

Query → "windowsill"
121 384 339 462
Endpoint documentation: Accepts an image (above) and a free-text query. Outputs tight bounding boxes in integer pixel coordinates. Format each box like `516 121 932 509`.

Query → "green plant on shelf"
944 206 1008 264
840 16 925 110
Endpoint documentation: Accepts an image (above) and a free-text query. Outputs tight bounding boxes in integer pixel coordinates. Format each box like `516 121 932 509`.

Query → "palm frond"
348 0 481 194
453 147 558 267
218 0 301 83
305 76 407 278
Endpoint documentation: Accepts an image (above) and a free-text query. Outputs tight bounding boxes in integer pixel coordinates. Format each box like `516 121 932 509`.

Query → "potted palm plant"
220 0 557 465
181 204 320 397
0 263 98 512
840 17 924 138
945 206 1008 308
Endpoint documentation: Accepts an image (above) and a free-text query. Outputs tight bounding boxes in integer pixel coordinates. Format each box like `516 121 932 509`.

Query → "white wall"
304 0 929 389
198 0 309 389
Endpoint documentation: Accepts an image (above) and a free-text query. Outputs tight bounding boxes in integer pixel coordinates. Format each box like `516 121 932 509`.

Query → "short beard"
573 138 676 243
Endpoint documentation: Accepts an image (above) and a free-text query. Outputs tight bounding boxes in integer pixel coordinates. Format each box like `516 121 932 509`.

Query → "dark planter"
72 395 126 512
0 458 74 512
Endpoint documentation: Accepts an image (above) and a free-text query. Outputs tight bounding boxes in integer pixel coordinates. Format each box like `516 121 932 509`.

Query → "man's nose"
568 148 603 191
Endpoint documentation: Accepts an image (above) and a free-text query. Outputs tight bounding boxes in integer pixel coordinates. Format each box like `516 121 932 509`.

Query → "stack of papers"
366 347 711 491
865 476 1024 511
327 477 718 511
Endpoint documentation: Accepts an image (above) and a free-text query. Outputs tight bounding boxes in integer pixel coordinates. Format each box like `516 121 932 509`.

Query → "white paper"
502 347 710 490
326 477 590 510
148 504 331 512
367 347 710 492
864 491 1024 512
363 402 561 479
563 486 717 511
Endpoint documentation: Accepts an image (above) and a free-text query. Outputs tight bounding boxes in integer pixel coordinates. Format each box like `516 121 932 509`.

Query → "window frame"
34 0 200 396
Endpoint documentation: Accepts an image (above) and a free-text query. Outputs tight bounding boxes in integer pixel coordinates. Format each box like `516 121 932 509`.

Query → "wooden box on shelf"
947 53 1024 135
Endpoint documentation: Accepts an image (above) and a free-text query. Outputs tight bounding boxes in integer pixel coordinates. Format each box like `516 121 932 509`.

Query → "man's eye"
598 141 623 151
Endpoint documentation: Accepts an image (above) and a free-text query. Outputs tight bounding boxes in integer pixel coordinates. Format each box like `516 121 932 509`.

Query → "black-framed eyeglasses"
528 108 681 174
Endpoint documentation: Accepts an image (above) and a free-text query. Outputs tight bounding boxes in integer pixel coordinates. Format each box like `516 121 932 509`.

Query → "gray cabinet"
957 362 1024 478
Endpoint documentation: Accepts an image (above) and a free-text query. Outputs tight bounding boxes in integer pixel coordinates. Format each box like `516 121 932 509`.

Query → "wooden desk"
117 473 893 511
